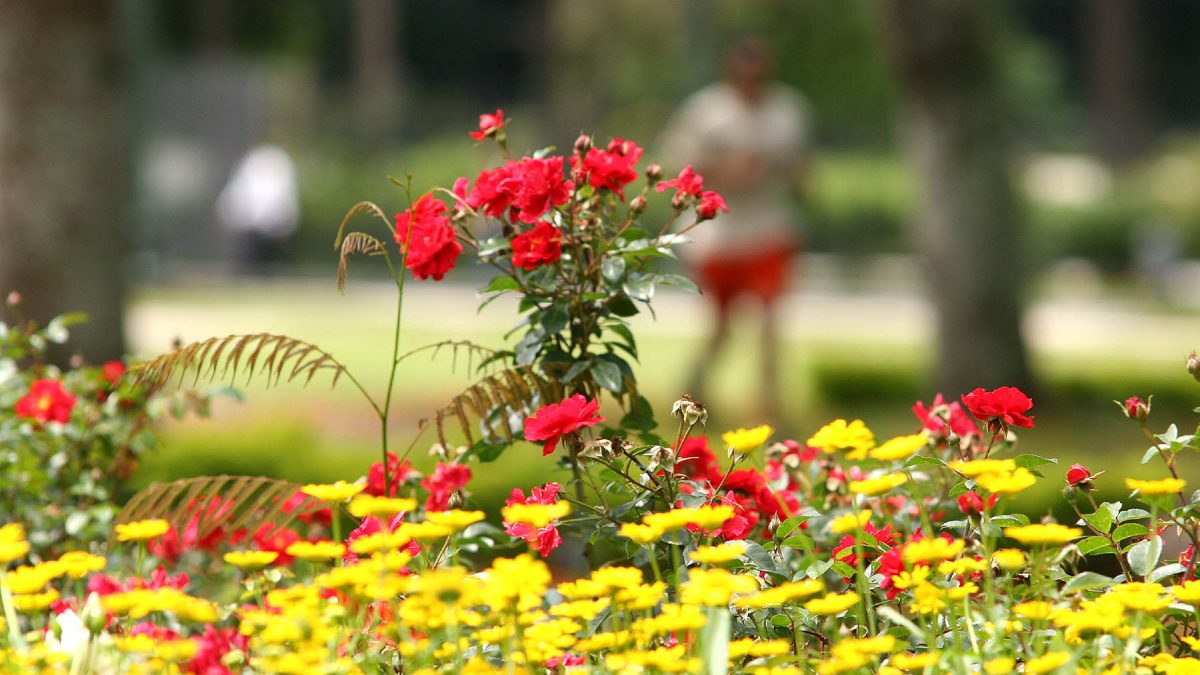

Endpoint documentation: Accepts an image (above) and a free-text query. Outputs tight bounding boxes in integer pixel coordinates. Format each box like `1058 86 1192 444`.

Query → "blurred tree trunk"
0 0 130 362
351 0 404 144
1085 0 1151 166
878 0 1033 396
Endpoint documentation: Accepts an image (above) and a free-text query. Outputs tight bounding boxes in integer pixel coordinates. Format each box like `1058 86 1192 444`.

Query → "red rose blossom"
15 378 76 424
511 221 563 270
913 393 980 439
655 165 705 198
1066 463 1092 486
504 482 565 556
697 190 728 220
469 108 505 141
394 194 462 281
523 394 606 456
100 360 125 386
421 462 472 511
961 386 1034 428
571 138 643 199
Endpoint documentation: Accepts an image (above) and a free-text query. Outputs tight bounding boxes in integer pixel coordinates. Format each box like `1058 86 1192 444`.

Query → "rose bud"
645 163 664 183
1122 395 1150 422
574 133 592 154
1066 463 1092 487
1189 352 1200 383
630 195 647 214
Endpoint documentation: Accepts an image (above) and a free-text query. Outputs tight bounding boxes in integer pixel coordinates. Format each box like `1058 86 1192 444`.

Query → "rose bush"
4 114 1200 673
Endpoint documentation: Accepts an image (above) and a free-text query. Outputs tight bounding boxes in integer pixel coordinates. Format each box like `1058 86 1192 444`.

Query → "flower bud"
1122 395 1150 422
671 192 688 210
1065 463 1092 487
82 592 106 634
630 195 647 214
5 291 20 307
1189 352 1200 382
645 163 663 183
574 134 592 154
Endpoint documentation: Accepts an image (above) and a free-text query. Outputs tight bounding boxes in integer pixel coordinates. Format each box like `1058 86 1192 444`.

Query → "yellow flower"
115 519 170 543
890 566 930 591
501 501 571 528
1025 651 1071 674
948 458 1016 478
0 523 31 564
12 589 59 612
992 548 1026 571
869 432 928 462
903 537 965 564
727 638 792 659
975 468 1037 495
618 522 663 544
643 505 734 532
1182 636 1200 652
54 551 105 578
1005 523 1082 546
223 550 279 571
804 591 860 616
424 510 486 532
983 658 1015 675
889 652 940 671
1126 477 1187 495
300 480 365 503
5 563 64 594
734 579 824 608
909 583 945 614
830 510 871 535
722 424 773 453
946 582 978 600
1173 580 1200 603
849 472 908 496
348 495 417 518
679 568 758 606
1107 582 1172 614
938 557 988 576
1013 600 1054 620
285 541 346 562
689 541 746 565
808 419 875 459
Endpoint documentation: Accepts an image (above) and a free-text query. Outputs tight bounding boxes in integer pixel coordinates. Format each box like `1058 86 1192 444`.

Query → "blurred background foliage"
7 0 1200 521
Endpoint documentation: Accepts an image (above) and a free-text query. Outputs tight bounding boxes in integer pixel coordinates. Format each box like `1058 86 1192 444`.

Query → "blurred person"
658 38 812 423
216 143 300 276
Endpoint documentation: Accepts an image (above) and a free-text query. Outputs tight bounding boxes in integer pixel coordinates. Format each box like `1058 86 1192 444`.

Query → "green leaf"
1077 536 1115 556
655 273 700 294
602 256 626 284
775 516 808 541
481 276 520 293
540 306 569 335
466 439 507 463
1014 454 1058 470
830 561 858 579
1117 508 1150 522
1112 523 1150 542
1063 571 1114 592
623 276 656 302
781 534 813 550
1150 563 1188 583
904 456 947 469
562 360 590 385
1082 506 1115 534
1128 536 1163 578
607 294 639 317
591 361 624 394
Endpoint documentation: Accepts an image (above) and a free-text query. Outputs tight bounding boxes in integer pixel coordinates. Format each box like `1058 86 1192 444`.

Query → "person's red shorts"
694 242 797 309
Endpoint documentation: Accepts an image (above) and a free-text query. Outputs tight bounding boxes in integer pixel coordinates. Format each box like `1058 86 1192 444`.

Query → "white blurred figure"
216 144 300 275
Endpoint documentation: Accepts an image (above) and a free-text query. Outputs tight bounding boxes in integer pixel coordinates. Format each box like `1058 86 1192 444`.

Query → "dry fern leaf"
130 333 353 392
337 231 388 292
111 476 325 547
333 201 393 250
418 366 557 448
395 340 499 373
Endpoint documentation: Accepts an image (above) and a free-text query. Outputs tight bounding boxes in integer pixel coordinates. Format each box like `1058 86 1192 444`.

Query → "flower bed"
3 112 1200 674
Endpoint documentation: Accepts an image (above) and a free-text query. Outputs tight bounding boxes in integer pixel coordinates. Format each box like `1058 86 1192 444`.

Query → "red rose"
571 138 643 199
675 436 723 484
961 386 1034 428
504 482 566 556
523 394 606 456
505 156 574 224
1066 463 1092 486
913 393 981 439
467 164 516 217
655 165 705 198
365 452 417 497
956 490 996 515
1123 396 1149 422
15 378 76 424
420 462 472 511
394 194 462 281
511 221 563 270
100 360 125 386
469 108 504 141
697 190 728 220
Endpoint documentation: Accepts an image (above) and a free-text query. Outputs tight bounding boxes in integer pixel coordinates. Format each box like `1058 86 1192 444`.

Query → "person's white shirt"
216 144 300 237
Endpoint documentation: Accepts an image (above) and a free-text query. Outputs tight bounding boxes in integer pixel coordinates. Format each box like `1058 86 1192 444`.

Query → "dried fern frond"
111 476 324 547
130 333 353 391
417 366 557 449
333 201 393 250
337 231 388 292
396 339 502 374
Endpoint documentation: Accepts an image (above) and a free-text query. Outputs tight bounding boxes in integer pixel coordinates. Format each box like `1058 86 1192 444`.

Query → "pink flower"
469 108 505 141
523 394 606 456
511 221 563 270
961 386 1034 428
15 379 76 424
394 194 462 281
504 482 565 556
913 393 980 439
697 190 728 220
